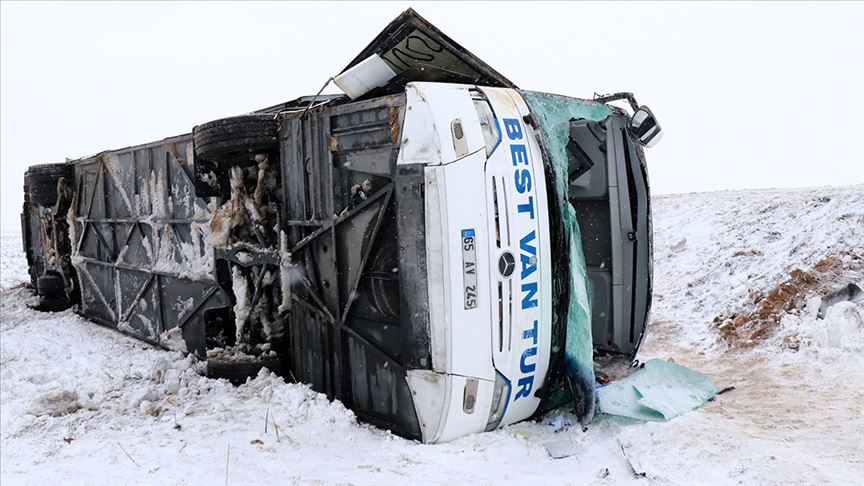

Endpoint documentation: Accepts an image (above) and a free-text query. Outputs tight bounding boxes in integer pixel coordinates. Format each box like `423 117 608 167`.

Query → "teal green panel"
523 91 609 423
596 359 718 421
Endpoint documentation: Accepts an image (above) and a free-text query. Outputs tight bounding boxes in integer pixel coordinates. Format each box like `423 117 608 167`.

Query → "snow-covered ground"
2 185 863 485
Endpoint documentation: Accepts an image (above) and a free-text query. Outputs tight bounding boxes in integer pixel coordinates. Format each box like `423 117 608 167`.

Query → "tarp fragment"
596 359 718 421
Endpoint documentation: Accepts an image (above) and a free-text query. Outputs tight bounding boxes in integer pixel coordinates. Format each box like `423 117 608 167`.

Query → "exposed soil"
712 252 862 346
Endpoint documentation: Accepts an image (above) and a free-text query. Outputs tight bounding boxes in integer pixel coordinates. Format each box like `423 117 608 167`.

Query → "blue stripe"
488 116 503 157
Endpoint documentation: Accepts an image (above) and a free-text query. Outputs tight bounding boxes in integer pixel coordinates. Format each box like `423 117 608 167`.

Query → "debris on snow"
596 359 718 422
712 252 863 345
231 266 251 345
27 390 81 417
159 327 188 353
3 185 864 485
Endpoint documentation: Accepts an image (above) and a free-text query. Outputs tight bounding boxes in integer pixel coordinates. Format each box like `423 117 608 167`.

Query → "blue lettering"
520 347 537 374
514 168 531 193
519 231 536 255
517 196 535 219
515 376 534 400
510 144 528 166
520 231 537 279
516 321 539 401
521 254 537 279
522 319 538 345
503 118 523 140
521 281 538 309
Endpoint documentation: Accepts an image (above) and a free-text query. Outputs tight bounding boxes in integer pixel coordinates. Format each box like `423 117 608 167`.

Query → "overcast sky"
2 1 862 232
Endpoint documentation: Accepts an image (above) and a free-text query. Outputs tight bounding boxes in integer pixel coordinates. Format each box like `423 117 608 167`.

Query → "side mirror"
630 106 663 148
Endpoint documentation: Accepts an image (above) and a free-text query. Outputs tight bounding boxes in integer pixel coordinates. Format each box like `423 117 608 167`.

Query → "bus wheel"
193 114 279 197
27 164 73 207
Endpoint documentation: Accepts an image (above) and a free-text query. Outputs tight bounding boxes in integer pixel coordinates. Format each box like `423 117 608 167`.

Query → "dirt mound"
712 253 861 346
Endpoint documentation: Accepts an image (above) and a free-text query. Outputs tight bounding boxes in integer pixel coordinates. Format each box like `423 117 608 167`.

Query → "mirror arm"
593 92 640 112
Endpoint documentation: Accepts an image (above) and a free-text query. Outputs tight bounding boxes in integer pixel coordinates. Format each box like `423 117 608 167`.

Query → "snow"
231 265 251 345
2 185 864 485
1 232 27 290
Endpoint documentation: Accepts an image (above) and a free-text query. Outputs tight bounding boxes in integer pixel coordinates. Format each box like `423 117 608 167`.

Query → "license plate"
461 229 478 309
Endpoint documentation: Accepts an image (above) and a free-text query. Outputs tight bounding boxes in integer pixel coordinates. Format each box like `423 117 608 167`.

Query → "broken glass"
523 91 612 423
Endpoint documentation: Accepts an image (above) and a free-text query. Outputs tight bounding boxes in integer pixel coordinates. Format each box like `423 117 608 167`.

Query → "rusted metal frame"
289 182 394 255
329 119 390 135
294 115 331 350
132 148 139 215
290 293 325 317
121 149 142 278
332 139 393 153
164 151 172 217
292 291 405 372
145 147 155 262
75 222 89 256
116 222 139 265
88 163 117 263
289 294 324 380
302 243 326 321
71 172 85 254
168 222 185 259
296 273 336 323
243 263 270 332
79 264 117 322
167 143 195 186
284 220 325 227
163 151 187 248
340 186 393 325
361 270 399 280
90 222 115 263
75 163 104 256
328 230 338 397
155 274 166 336
75 256 215 283
306 116 319 220
101 155 134 216
241 204 269 247
83 161 101 224
77 218 210 224
75 170 85 217
113 267 122 326
177 286 219 329
215 244 279 268
325 111 343 401
49 210 60 267
119 273 155 324
302 110 325 308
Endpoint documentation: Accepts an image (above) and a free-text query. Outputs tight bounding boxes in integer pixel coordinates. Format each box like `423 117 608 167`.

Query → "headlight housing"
485 371 511 431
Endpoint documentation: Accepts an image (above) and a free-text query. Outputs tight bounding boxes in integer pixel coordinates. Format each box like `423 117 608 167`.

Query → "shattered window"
522 91 612 421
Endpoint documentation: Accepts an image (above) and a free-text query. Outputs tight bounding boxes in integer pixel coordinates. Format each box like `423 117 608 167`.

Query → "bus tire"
193 114 279 166
27 164 73 207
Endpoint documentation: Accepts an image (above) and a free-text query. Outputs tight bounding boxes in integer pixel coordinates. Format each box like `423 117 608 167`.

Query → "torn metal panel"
396 83 486 166
67 135 230 356
338 8 516 99
818 283 864 319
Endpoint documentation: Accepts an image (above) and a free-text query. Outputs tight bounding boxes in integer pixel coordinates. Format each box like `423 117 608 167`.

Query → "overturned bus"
20 9 660 443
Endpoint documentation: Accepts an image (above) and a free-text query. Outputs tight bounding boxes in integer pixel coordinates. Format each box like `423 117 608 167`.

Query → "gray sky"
2 1 863 232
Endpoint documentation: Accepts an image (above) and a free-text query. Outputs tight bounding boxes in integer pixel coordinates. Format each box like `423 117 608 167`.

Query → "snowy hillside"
2 185 863 485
